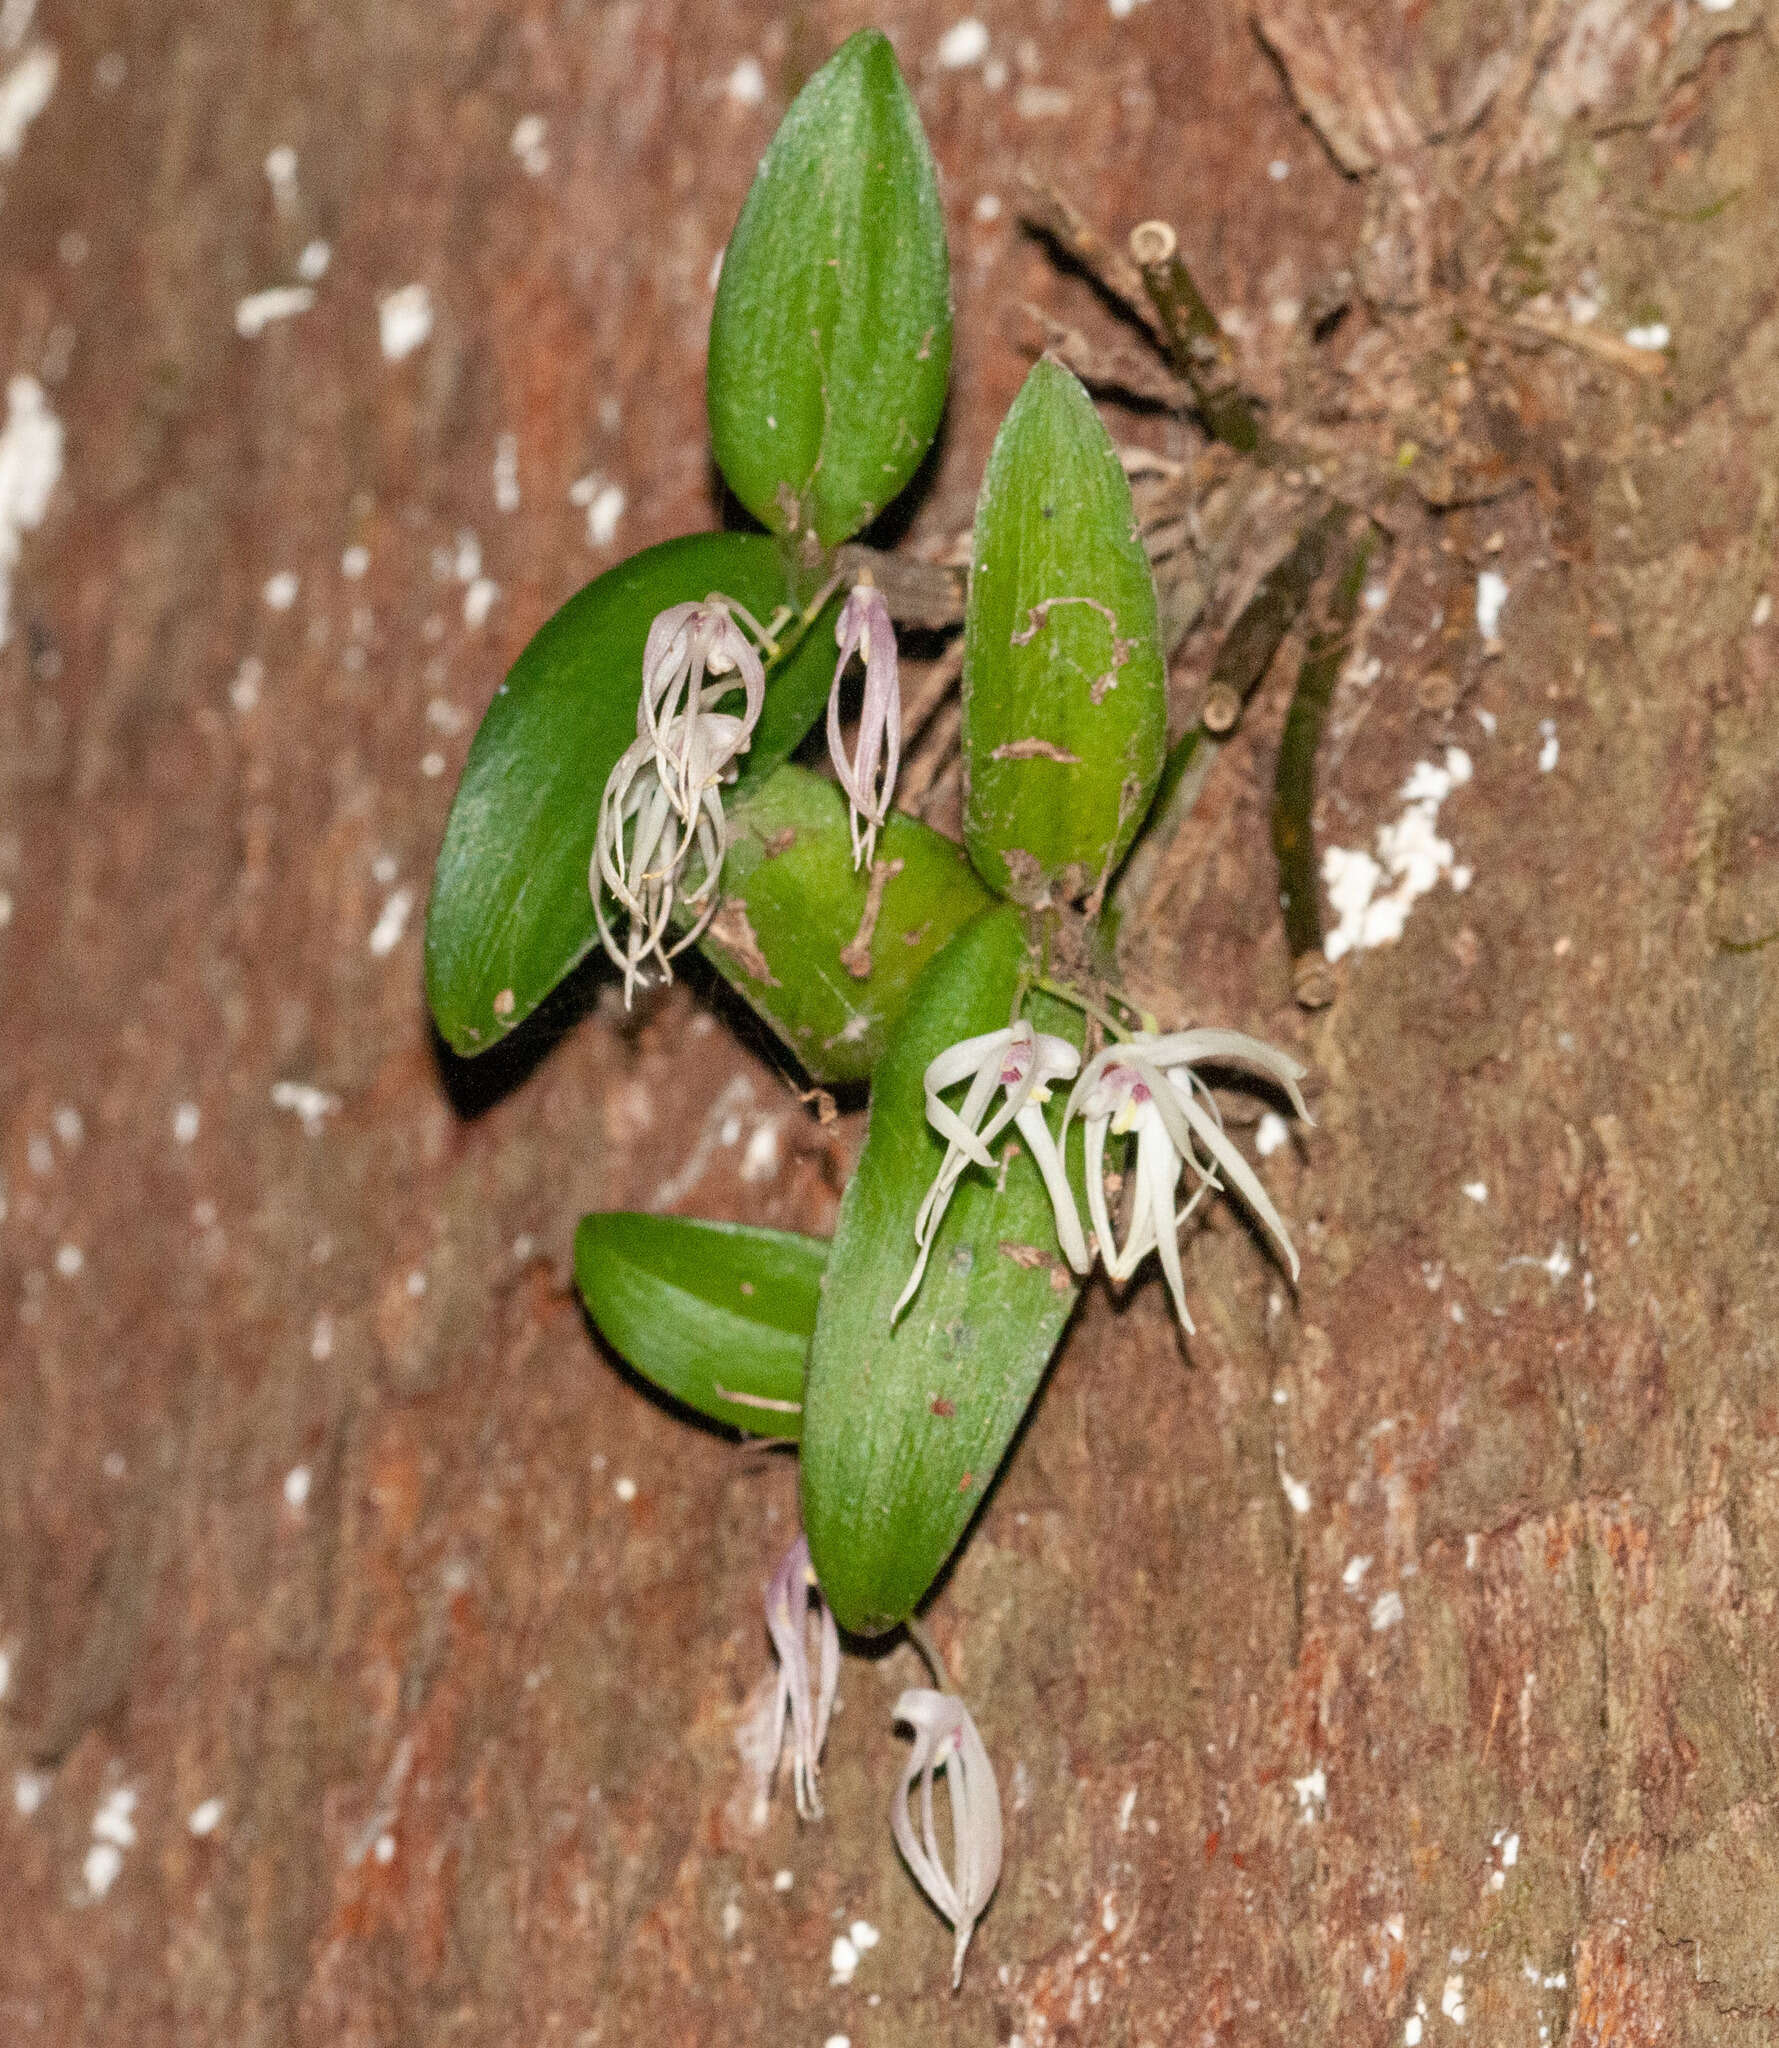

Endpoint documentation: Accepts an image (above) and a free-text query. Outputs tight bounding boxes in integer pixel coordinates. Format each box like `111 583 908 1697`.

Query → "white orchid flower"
826 583 902 869
590 710 741 1006
1065 1029 1309 1333
763 1535 839 1823
894 1021 1089 1322
890 1688 1004 1989
638 596 767 821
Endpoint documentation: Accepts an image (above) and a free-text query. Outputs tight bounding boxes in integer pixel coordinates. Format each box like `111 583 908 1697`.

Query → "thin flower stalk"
638 597 768 821
890 1688 1004 1989
764 1535 839 1822
1066 1028 1309 1333
826 583 901 868
894 1022 1088 1322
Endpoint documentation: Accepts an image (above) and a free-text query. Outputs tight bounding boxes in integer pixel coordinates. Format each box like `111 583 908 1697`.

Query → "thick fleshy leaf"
425 533 837 1056
800 906 1083 1634
575 1212 825 1438
708 30 952 550
961 358 1167 905
700 764 993 1085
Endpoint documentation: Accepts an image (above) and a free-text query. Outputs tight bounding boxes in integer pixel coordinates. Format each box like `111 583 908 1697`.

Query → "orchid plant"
425 29 1330 1990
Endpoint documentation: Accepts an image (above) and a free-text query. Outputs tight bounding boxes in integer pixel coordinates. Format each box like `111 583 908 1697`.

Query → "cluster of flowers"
591 583 901 1001
765 1536 1001 1989
903 1019 1309 1337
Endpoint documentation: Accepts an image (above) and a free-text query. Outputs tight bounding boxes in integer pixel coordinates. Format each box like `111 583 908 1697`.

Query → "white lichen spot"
1538 720 1559 773
235 285 315 338
1343 1553 1373 1589
824 2038 851 2048
188 1796 224 1836
83 1841 123 1897
1462 1180 1488 1203
0 1642 9 1698
310 1313 334 1362
725 56 766 105
377 282 433 362
1475 569 1508 644
51 1102 81 1146
85 1782 138 1896
1441 1972 1467 2024
1255 1110 1289 1158
53 1241 82 1277
1370 1588 1405 1632
1290 1765 1326 1821
173 1101 200 1144
1752 591 1772 629
1405 2018 1424 2046
582 481 626 548
1323 747 1473 961
721 1898 743 1940
270 1080 340 1135
462 576 499 628
773 1867 794 1892
1109 0 1152 15
509 112 549 175
830 1933 861 1985
1624 322 1670 352
1117 1786 1138 1832
263 142 298 208
262 569 299 611
283 1464 311 1509
368 885 414 958
937 18 990 67
1278 1464 1311 1516
0 372 64 646
973 191 1002 223
297 238 331 281
0 41 57 160
230 655 263 711
850 1919 881 1953
14 1768 48 1815
374 1830 396 1864
740 1121 781 1183
614 1475 637 1503
420 750 446 778
493 431 520 513
1268 157 1290 181
341 543 369 580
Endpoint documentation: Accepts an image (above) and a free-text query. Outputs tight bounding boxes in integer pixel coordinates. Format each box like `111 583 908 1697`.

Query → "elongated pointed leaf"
700 764 993 1084
800 907 1083 1634
425 534 837 1056
962 358 1167 905
708 30 952 549
575 1212 825 1438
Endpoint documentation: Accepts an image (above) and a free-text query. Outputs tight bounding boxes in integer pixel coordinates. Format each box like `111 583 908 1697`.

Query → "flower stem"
906 1615 952 1692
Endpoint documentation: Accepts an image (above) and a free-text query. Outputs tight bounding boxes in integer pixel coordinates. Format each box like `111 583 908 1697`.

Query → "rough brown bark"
4 2 1779 2043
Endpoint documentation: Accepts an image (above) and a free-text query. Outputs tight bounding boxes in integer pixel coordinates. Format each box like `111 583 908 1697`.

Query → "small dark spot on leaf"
930 1396 955 1418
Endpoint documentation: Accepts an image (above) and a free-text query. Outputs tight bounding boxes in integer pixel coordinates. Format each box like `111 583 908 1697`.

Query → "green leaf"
575 1211 825 1439
961 358 1167 905
700 764 994 1085
800 906 1083 1634
425 533 837 1056
708 29 952 550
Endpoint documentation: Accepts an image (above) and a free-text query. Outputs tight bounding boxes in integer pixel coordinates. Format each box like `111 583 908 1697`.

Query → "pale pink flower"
890 1688 1003 1989
826 584 901 868
1066 1029 1309 1333
764 1535 839 1822
895 1022 1088 1321
638 597 767 821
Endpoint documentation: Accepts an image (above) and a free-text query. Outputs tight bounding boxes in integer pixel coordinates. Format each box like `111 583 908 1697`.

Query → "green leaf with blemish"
700 763 993 1085
424 533 838 1057
707 29 952 550
961 357 1167 905
575 1211 826 1439
800 906 1082 1634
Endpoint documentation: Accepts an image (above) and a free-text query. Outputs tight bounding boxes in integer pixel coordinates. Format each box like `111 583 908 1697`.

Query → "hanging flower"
1065 1029 1309 1333
590 710 743 1006
763 1535 839 1822
638 597 768 821
894 1022 1089 1322
826 582 902 869
889 1688 1004 1989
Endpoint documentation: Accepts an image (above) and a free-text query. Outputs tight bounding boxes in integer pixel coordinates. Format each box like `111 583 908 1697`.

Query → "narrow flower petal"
764 1536 839 1822
1013 1102 1090 1274
890 1689 1003 1989
1168 1077 1301 1281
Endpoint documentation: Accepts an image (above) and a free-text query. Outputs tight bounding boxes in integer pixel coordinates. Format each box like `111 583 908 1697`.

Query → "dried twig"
1128 220 1262 455
1017 304 1193 410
